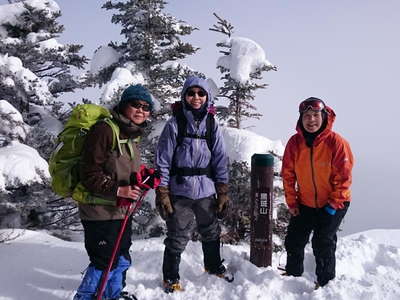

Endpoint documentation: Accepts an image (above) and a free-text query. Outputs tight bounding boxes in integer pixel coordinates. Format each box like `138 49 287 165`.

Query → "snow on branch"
0 53 53 106
217 37 277 84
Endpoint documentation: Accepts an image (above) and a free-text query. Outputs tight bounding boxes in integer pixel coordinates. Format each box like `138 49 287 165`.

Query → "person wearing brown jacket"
74 84 152 300
281 97 354 288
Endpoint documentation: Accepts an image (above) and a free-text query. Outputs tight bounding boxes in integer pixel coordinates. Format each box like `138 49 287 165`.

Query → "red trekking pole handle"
96 176 150 300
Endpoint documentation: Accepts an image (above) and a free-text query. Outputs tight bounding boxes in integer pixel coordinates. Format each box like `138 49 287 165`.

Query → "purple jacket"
156 76 229 199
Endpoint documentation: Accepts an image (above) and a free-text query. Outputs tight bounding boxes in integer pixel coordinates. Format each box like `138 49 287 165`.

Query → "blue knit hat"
120 84 153 110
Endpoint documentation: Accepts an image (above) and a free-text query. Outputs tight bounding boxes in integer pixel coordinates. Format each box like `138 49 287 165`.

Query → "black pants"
82 217 132 271
284 203 349 286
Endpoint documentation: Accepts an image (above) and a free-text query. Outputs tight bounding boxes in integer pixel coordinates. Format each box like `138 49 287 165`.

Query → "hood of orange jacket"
281 106 354 210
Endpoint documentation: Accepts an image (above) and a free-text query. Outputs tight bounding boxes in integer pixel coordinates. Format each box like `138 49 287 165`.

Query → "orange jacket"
281 107 354 210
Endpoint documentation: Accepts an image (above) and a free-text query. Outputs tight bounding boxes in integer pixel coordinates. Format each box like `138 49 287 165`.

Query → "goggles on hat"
129 101 151 112
299 98 326 113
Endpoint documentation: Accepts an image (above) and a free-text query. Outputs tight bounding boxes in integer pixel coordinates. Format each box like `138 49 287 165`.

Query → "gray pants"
164 195 221 254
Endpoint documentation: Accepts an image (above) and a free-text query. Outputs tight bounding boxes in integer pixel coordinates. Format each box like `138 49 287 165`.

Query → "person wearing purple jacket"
156 76 232 293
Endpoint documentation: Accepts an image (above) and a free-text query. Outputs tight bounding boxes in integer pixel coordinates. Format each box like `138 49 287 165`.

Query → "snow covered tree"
207 16 286 247
0 0 83 234
0 59 82 240
0 0 88 104
0 98 57 230
0 0 92 154
210 13 277 129
96 0 201 115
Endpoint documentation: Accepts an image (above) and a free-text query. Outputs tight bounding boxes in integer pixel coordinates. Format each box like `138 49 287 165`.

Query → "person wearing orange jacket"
281 97 354 288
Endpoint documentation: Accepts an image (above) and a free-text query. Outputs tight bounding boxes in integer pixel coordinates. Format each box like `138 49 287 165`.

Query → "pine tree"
0 0 88 104
208 14 287 248
100 0 202 115
0 95 75 234
0 1 86 236
210 13 276 129
86 0 205 237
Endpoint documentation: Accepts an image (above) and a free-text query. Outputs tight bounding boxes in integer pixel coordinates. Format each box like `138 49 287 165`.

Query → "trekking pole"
96 176 150 300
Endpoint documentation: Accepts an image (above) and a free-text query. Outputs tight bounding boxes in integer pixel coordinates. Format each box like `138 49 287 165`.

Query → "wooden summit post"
250 153 274 267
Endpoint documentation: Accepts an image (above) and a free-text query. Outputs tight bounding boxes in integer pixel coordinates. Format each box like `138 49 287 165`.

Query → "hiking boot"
277 265 288 276
206 262 234 282
162 249 181 284
109 291 138 300
163 279 183 293
202 239 234 282
277 265 302 277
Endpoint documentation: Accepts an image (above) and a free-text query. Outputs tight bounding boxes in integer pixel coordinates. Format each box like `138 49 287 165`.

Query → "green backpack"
49 104 130 205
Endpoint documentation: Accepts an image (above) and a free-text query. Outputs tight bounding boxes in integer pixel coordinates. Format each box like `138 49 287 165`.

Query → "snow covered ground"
0 228 399 300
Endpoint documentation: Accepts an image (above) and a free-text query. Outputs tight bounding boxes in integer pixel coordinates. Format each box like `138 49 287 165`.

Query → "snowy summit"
1 228 400 300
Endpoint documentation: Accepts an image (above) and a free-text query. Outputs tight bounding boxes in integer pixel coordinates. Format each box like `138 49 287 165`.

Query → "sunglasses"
186 90 207 97
299 99 326 113
129 101 151 112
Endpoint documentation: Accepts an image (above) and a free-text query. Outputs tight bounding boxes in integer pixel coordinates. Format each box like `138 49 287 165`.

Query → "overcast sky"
4 0 398 235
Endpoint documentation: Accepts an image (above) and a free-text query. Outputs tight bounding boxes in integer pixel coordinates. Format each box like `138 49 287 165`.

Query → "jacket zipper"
193 120 200 199
310 146 319 208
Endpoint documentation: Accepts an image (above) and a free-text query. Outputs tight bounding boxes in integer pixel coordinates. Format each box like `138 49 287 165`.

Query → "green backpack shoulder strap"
102 118 139 160
103 118 120 152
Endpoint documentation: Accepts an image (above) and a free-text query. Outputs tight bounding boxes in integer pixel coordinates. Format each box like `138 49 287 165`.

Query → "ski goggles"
186 89 207 97
299 98 326 113
129 101 151 112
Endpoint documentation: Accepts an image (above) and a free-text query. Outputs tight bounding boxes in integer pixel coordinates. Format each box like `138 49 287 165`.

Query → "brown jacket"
78 110 143 220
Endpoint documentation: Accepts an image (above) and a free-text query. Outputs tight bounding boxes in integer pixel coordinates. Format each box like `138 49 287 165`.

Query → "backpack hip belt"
170 164 213 177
